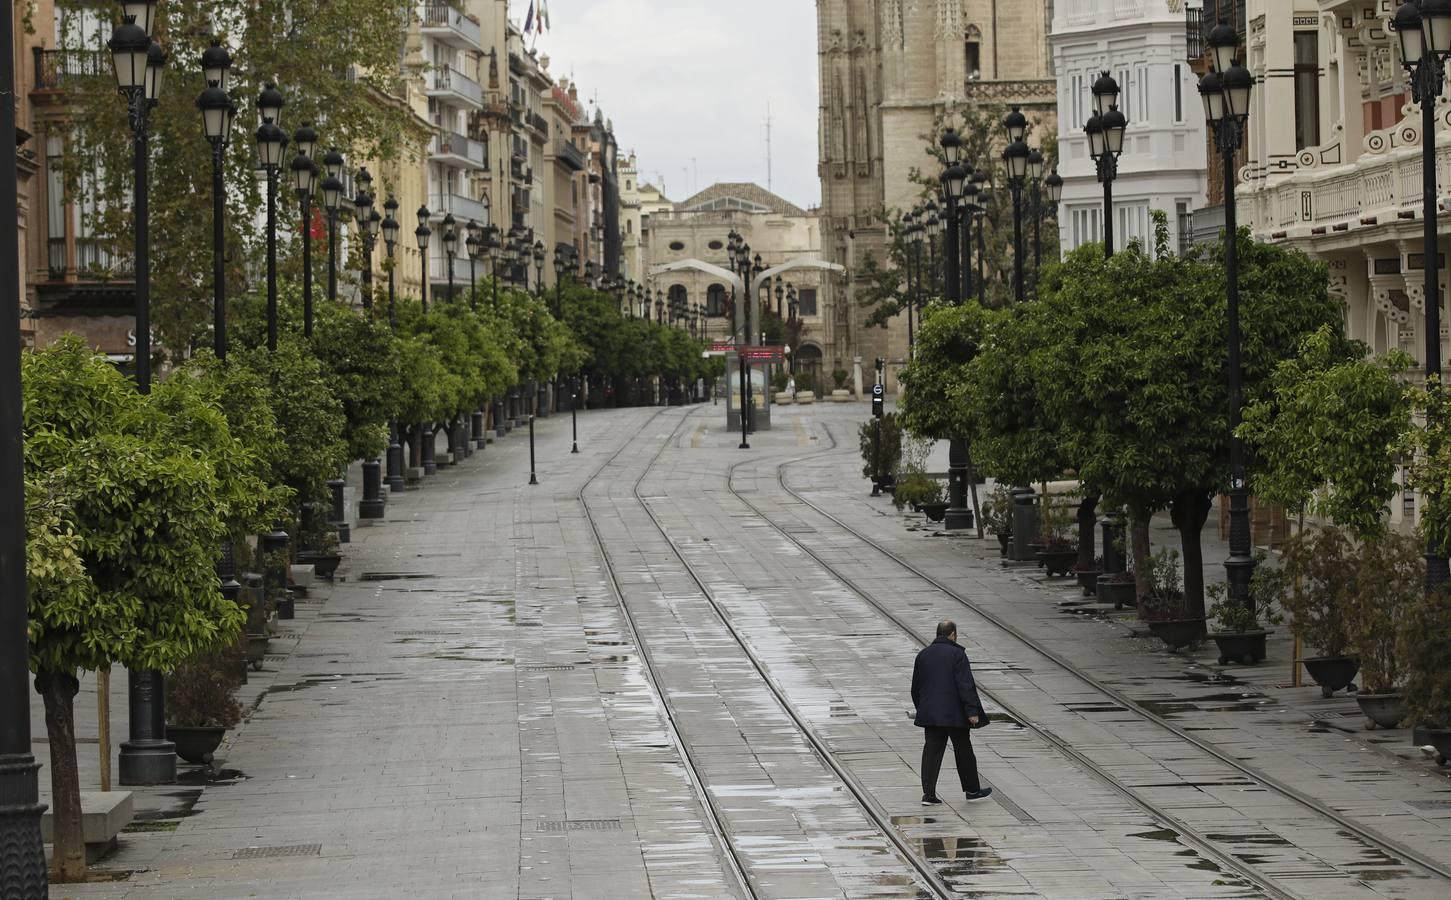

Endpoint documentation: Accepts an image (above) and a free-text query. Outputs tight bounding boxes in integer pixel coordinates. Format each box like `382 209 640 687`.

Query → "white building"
1051 0 1208 256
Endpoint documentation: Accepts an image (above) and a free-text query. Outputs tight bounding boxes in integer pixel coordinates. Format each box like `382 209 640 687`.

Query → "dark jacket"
911 636 984 728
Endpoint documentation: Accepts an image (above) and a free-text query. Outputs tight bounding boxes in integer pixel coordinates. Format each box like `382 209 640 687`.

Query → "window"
965 42 980 80
1117 203 1150 252
707 239 724 250
1069 72 1085 126
798 288 818 317
706 283 725 316
1070 206 1101 251
46 135 64 277
1176 201 1192 257
1294 32 1320 150
668 240 685 251
1173 64 1183 123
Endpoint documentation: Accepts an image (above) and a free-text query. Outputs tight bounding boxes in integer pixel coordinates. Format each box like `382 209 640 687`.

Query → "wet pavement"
40 401 1451 899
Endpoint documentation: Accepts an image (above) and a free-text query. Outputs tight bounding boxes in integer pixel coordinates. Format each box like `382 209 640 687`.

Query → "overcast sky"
523 0 821 209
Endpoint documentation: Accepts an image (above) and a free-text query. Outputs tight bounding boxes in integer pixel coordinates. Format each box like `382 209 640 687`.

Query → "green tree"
899 302 995 439
23 338 247 881
55 0 429 353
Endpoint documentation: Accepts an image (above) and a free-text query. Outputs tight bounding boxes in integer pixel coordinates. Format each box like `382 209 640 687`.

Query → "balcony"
555 139 586 172
430 131 487 169
1238 137 1451 244
32 48 108 90
420 4 483 51
426 65 483 110
1185 7 1205 61
428 192 491 225
528 112 550 137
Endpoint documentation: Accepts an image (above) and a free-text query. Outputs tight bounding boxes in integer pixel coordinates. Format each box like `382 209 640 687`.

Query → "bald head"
936 620 957 639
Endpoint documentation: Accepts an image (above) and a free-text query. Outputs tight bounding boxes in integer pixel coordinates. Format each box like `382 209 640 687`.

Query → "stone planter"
299 551 342 579
1302 655 1360 698
1037 549 1077 578
1075 568 1102 597
920 502 950 523
831 389 852 402
1210 629 1270 665
774 391 794 405
1147 617 1207 650
1096 578 1136 610
1356 691 1406 730
166 725 226 766
798 392 816 405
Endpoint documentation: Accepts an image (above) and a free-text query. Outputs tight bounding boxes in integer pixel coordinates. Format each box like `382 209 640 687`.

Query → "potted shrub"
858 413 903 494
1206 559 1285 665
166 646 245 766
1035 496 1077 577
982 484 1013 556
1347 533 1419 729
1398 584 1451 764
1282 527 1360 696
298 529 342 579
1139 550 1205 649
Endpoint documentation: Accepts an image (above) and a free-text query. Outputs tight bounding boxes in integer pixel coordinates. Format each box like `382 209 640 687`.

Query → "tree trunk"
1130 513 1152 605
1172 491 1213 621
1076 493 1099 573
37 669 86 883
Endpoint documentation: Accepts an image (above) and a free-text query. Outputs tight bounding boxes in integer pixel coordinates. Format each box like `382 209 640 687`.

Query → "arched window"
706 283 726 316
965 25 982 81
669 284 689 315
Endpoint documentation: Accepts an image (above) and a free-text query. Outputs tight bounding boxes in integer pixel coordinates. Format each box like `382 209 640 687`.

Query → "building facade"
1227 0 1422 530
816 0 1056 385
1052 0 1208 256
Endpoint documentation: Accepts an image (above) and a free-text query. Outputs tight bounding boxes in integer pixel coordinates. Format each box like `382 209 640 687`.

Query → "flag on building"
524 1 536 34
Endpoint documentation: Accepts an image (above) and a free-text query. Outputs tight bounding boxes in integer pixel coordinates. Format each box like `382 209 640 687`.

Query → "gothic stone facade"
817 0 1055 387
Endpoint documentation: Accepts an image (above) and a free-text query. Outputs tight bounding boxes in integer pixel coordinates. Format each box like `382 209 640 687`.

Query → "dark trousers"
921 726 980 796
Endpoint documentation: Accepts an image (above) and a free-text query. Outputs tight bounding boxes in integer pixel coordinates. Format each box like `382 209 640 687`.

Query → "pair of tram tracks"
576 407 957 900
724 419 1451 900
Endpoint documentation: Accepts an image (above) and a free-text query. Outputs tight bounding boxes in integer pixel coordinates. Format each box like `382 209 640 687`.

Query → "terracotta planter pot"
1037 549 1077 578
1302 655 1360 698
1356 691 1406 730
1147 618 1207 650
1210 629 1270 665
166 725 226 766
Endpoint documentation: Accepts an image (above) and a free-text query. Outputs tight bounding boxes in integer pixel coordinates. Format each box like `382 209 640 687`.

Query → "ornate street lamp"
532 240 546 298
925 201 941 299
465 223 480 307
938 125 973 530
109 2 177 786
1086 73 1126 258
1027 147 1045 289
552 245 567 318
1003 130 1030 303
320 149 344 303
255 85 286 352
415 206 432 313
485 225 501 305
291 123 318 335
197 40 235 359
973 189 990 305
441 212 457 304
1199 19 1259 610
354 168 375 310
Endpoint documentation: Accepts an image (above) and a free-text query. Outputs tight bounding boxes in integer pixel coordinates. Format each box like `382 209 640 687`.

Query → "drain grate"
360 572 436 582
265 655 288 662
537 819 621 832
523 665 576 672
232 843 321 860
1407 799 1451 809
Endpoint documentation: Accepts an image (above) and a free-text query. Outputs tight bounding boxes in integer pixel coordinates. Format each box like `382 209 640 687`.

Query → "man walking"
911 620 992 804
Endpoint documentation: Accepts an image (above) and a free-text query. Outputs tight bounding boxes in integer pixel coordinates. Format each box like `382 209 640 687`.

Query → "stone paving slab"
45 406 743 900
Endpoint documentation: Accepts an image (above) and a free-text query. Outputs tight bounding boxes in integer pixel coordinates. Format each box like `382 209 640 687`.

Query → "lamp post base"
118 670 175 786
359 459 385 519
472 410 486 449
118 739 176 786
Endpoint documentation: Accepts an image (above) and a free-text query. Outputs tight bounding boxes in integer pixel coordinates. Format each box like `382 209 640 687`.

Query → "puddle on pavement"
1135 691 1273 719
177 768 249 786
909 835 1007 880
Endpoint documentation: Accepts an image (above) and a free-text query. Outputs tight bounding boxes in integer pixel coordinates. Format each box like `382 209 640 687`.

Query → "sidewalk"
42 405 742 900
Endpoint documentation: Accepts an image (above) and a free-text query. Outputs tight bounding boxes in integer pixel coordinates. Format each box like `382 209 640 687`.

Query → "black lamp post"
532 240 545 298
1393 0 1451 588
441 212 457 304
903 211 920 351
552 246 567 317
1003 108 1030 303
1199 19 1260 607
939 128 966 306
290 123 317 336
1027 147 1044 291
925 202 941 299
1 0 46 882
381 198 406 493
938 127 971 530
197 39 234 359
320 148 344 303
110 0 176 787
973 190 989 304
486 225 501 305
415 205 431 313
354 168 375 309
1088 73 1126 259
255 84 286 353
465 223 479 308
1044 168 1064 258
959 177 977 300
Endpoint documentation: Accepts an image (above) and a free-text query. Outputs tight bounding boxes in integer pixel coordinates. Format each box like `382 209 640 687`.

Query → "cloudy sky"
522 0 821 209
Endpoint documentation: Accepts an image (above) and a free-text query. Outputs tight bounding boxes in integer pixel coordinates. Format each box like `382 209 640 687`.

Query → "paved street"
42 402 1451 900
